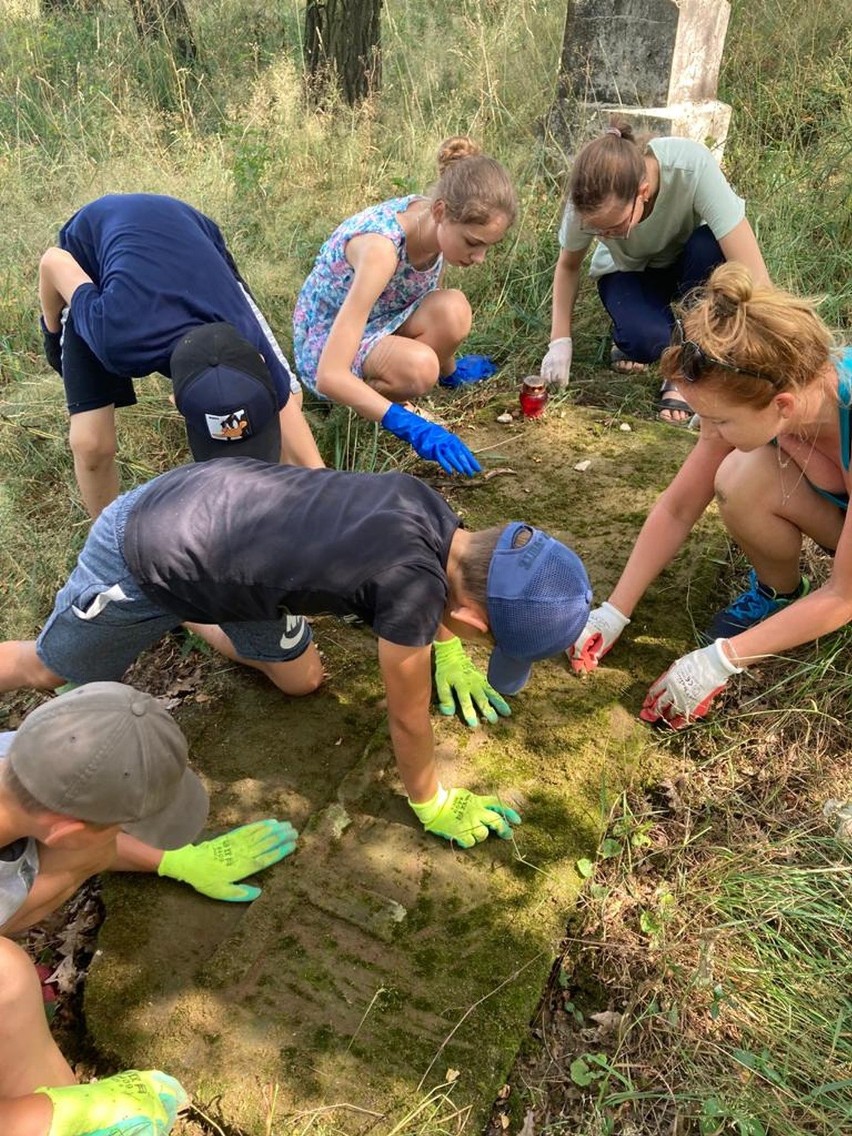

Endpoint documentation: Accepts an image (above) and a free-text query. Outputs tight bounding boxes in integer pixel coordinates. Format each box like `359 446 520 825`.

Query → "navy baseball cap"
487 523 593 695
170 323 281 463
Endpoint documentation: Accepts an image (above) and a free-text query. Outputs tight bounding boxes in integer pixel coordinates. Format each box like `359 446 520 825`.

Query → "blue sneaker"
704 570 810 641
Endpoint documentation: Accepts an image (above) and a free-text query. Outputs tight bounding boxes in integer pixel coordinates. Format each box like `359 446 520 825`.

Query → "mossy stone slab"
85 406 726 1133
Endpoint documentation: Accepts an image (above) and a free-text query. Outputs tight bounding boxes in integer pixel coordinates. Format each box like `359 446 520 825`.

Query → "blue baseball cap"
487 523 593 695
170 323 281 463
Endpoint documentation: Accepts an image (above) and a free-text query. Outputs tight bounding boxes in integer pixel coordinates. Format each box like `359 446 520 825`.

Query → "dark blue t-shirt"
60 193 294 400
122 460 461 646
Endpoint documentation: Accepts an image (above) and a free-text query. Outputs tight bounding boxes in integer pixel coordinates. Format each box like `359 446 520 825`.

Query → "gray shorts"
36 485 312 684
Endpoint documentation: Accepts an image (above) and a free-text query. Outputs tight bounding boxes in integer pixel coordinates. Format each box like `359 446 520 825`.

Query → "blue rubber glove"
381 403 481 476
439 354 498 388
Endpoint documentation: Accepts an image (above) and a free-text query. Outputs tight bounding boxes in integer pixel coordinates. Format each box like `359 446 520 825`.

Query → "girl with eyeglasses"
540 117 769 424
567 262 852 729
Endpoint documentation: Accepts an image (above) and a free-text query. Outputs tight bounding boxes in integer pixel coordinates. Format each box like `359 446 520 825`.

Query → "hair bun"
606 115 635 143
437 135 482 174
707 262 754 316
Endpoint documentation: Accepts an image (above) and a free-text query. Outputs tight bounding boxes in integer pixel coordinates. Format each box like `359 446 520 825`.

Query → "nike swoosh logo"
278 615 306 649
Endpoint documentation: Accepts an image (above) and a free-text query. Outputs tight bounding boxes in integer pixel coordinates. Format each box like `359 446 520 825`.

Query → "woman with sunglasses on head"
540 117 769 424
568 261 851 729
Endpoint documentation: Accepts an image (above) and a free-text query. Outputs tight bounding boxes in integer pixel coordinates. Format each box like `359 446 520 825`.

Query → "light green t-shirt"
558 137 746 279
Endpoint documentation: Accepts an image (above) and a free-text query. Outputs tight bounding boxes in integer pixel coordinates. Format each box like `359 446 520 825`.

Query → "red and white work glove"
567 602 630 674
639 640 743 729
540 337 573 386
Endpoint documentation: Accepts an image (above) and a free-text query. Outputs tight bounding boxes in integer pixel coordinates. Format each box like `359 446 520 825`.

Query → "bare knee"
438 289 473 344
405 348 441 397
714 449 762 510
0 938 38 1009
0 641 64 692
261 646 325 696
69 427 117 472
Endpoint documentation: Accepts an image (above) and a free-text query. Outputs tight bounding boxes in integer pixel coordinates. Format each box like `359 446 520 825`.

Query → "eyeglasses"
671 318 778 386
579 193 642 238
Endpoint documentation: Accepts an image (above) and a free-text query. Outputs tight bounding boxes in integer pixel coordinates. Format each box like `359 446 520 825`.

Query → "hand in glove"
540 337 573 386
639 639 743 729
36 1069 187 1136
381 403 480 477
409 785 521 848
41 316 63 375
567 602 630 673
158 819 298 901
439 354 498 388
434 636 511 727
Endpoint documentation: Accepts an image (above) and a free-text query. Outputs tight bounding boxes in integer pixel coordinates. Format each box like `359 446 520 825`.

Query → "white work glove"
567 602 630 673
540 336 573 386
639 640 743 729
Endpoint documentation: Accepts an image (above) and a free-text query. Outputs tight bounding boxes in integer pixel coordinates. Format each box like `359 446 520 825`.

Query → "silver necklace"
777 432 819 505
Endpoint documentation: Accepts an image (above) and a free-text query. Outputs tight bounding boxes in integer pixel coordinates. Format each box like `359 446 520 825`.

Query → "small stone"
619 422 632 432
496 411 513 424
573 459 591 472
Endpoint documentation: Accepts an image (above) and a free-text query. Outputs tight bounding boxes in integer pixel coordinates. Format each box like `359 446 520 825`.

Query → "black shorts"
60 308 137 414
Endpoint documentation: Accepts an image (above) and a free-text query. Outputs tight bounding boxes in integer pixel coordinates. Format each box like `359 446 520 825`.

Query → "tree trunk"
128 0 197 66
304 0 382 106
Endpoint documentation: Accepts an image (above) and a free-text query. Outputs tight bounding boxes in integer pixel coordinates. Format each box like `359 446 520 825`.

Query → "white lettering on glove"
640 639 743 729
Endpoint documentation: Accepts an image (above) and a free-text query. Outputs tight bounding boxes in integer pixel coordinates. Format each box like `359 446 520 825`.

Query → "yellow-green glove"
409 785 521 848
158 819 297 901
433 636 511 727
36 1069 187 1136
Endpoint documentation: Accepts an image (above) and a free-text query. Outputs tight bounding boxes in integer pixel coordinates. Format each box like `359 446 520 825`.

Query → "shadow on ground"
85 398 726 1134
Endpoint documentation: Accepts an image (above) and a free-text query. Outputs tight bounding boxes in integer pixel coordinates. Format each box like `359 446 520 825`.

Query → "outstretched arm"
38 248 92 331
608 429 730 616
378 638 521 847
719 218 770 287
314 234 400 421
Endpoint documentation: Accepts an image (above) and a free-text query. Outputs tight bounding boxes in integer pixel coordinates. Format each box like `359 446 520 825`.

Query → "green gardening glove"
409 785 521 849
36 1069 187 1136
158 819 297 901
433 636 511 727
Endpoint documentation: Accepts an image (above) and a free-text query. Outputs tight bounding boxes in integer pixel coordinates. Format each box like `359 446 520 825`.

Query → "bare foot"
658 379 693 426
610 346 649 375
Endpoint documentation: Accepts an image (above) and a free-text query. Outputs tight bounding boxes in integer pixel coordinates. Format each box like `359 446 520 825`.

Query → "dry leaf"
519 1110 537 1136
496 1084 511 1100
590 1010 623 1034
446 1068 460 1083
573 459 591 472
499 1114 510 1130
50 954 81 995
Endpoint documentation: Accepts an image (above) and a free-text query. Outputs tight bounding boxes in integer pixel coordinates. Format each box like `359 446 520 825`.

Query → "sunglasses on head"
671 318 777 386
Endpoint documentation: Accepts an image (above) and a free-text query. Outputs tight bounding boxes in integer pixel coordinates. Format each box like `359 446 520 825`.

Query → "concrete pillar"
553 0 732 160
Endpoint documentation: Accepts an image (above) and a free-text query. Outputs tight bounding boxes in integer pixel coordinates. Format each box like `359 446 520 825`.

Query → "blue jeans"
597 225 724 364
36 485 311 683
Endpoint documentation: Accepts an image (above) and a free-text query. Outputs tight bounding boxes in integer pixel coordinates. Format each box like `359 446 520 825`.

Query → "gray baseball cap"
8 683 209 849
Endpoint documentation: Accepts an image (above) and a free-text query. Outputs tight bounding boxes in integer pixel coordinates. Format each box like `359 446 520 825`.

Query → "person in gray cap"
0 682 298 1136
